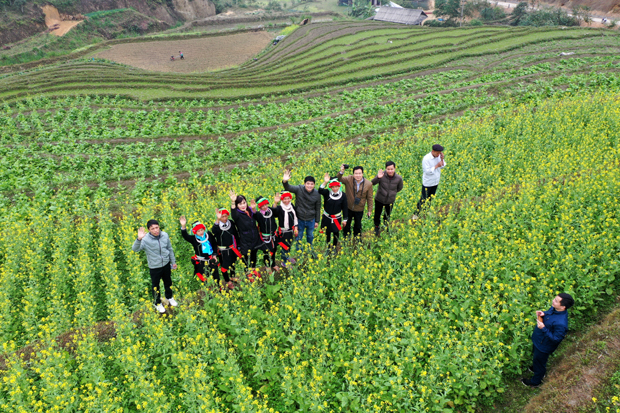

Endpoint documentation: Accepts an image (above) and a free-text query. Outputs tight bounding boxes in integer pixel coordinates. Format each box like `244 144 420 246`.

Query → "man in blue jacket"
522 293 574 388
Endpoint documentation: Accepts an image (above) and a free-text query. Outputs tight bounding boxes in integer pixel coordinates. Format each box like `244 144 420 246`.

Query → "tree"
510 2 528 25
434 0 473 25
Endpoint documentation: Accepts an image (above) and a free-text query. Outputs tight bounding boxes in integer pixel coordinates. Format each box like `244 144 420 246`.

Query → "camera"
343 164 350 169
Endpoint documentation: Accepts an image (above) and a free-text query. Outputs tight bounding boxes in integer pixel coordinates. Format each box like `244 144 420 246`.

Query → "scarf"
281 203 298 229
195 233 213 255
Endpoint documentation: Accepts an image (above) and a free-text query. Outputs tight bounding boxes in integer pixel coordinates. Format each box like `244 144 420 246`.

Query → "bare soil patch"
95 31 275 73
41 5 82 37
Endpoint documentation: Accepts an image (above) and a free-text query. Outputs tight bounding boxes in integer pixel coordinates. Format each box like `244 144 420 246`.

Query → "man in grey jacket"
282 170 321 249
132 219 178 313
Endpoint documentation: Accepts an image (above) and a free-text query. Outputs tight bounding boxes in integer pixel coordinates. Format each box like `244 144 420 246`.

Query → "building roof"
372 6 428 25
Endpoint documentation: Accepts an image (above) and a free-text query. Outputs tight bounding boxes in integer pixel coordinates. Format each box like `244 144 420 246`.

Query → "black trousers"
416 185 438 213
342 209 364 238
217 250 236 283
192 256 221 283
242 248 257 269
256 241 276 267
531 345 550 385
149 262 173 305
321 216 342 247
277 230 294 262
374 200 394 227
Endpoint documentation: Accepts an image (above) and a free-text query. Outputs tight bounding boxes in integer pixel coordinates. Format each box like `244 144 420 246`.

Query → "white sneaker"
155 303 166 313
411 214 419 221
168 298 178 307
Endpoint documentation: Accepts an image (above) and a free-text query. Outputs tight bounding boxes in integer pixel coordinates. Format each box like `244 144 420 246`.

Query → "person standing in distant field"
282 170 321 250
132 219 178 314
336 165 373 239
179 51 184 59
371 160 404 236
412 144 446 220
522 293 575 388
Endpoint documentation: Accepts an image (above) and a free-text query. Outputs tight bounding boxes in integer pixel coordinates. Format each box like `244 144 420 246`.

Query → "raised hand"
179 215 187 228
229 190 237 202
250 199 257 210
274 193 281 204
340 164 347 173
377 169 384 179
137 227 147 240
323 172 330 183
215 208 222 221
283 170 291 182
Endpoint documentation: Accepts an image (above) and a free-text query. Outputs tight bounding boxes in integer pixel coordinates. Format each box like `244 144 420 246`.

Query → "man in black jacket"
282 170 321 249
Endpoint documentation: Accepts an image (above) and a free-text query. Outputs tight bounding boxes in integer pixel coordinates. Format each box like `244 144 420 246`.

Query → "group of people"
131 145 449 312
130 143 576 390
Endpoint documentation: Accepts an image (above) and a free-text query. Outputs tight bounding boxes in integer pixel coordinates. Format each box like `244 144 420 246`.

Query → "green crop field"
1 22 620 412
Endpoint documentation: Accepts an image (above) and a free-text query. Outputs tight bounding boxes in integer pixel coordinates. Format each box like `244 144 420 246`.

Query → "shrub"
518 7 579 27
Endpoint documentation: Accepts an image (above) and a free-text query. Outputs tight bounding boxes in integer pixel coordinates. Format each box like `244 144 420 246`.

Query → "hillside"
0 0 216 46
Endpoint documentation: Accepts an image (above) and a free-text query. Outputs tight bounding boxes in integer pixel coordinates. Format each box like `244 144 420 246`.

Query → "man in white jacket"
412 144 446 220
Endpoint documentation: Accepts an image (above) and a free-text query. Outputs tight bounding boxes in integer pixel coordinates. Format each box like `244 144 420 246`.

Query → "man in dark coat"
283 170 321 249
522 293 574 388
371 160 404 236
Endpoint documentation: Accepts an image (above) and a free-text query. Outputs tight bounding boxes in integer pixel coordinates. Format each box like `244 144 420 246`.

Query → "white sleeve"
422 157 439 175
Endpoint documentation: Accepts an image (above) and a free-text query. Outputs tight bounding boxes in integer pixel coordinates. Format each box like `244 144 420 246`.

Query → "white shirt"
421 152 446 187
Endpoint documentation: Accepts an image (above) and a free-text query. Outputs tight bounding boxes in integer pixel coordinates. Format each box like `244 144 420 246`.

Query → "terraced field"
1 22 620 413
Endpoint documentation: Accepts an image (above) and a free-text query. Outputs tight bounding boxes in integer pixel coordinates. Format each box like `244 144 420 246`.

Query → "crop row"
3 53 617 150
0 93 618 412
0 27 611 103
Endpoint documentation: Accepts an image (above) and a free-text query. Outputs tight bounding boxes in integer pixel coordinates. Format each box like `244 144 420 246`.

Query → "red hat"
281 191 292 199
191 221 206 234
328 179 341 188
218 208 230 216
256 196 270 208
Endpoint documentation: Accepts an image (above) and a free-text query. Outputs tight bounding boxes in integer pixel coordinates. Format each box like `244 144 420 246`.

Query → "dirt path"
95 31 275 73
41 5 82 37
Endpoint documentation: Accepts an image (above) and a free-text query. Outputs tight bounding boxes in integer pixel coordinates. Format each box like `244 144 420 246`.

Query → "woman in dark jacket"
229 190 262 269
179 216 219 284
318 173 348 248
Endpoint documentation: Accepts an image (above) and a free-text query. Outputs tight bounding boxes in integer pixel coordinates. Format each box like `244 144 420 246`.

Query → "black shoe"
374 226 381 237
527 365 534 373
520 378 540 388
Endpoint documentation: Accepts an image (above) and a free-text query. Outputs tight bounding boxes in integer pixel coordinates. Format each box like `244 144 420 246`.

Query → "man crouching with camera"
337 164 374 240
